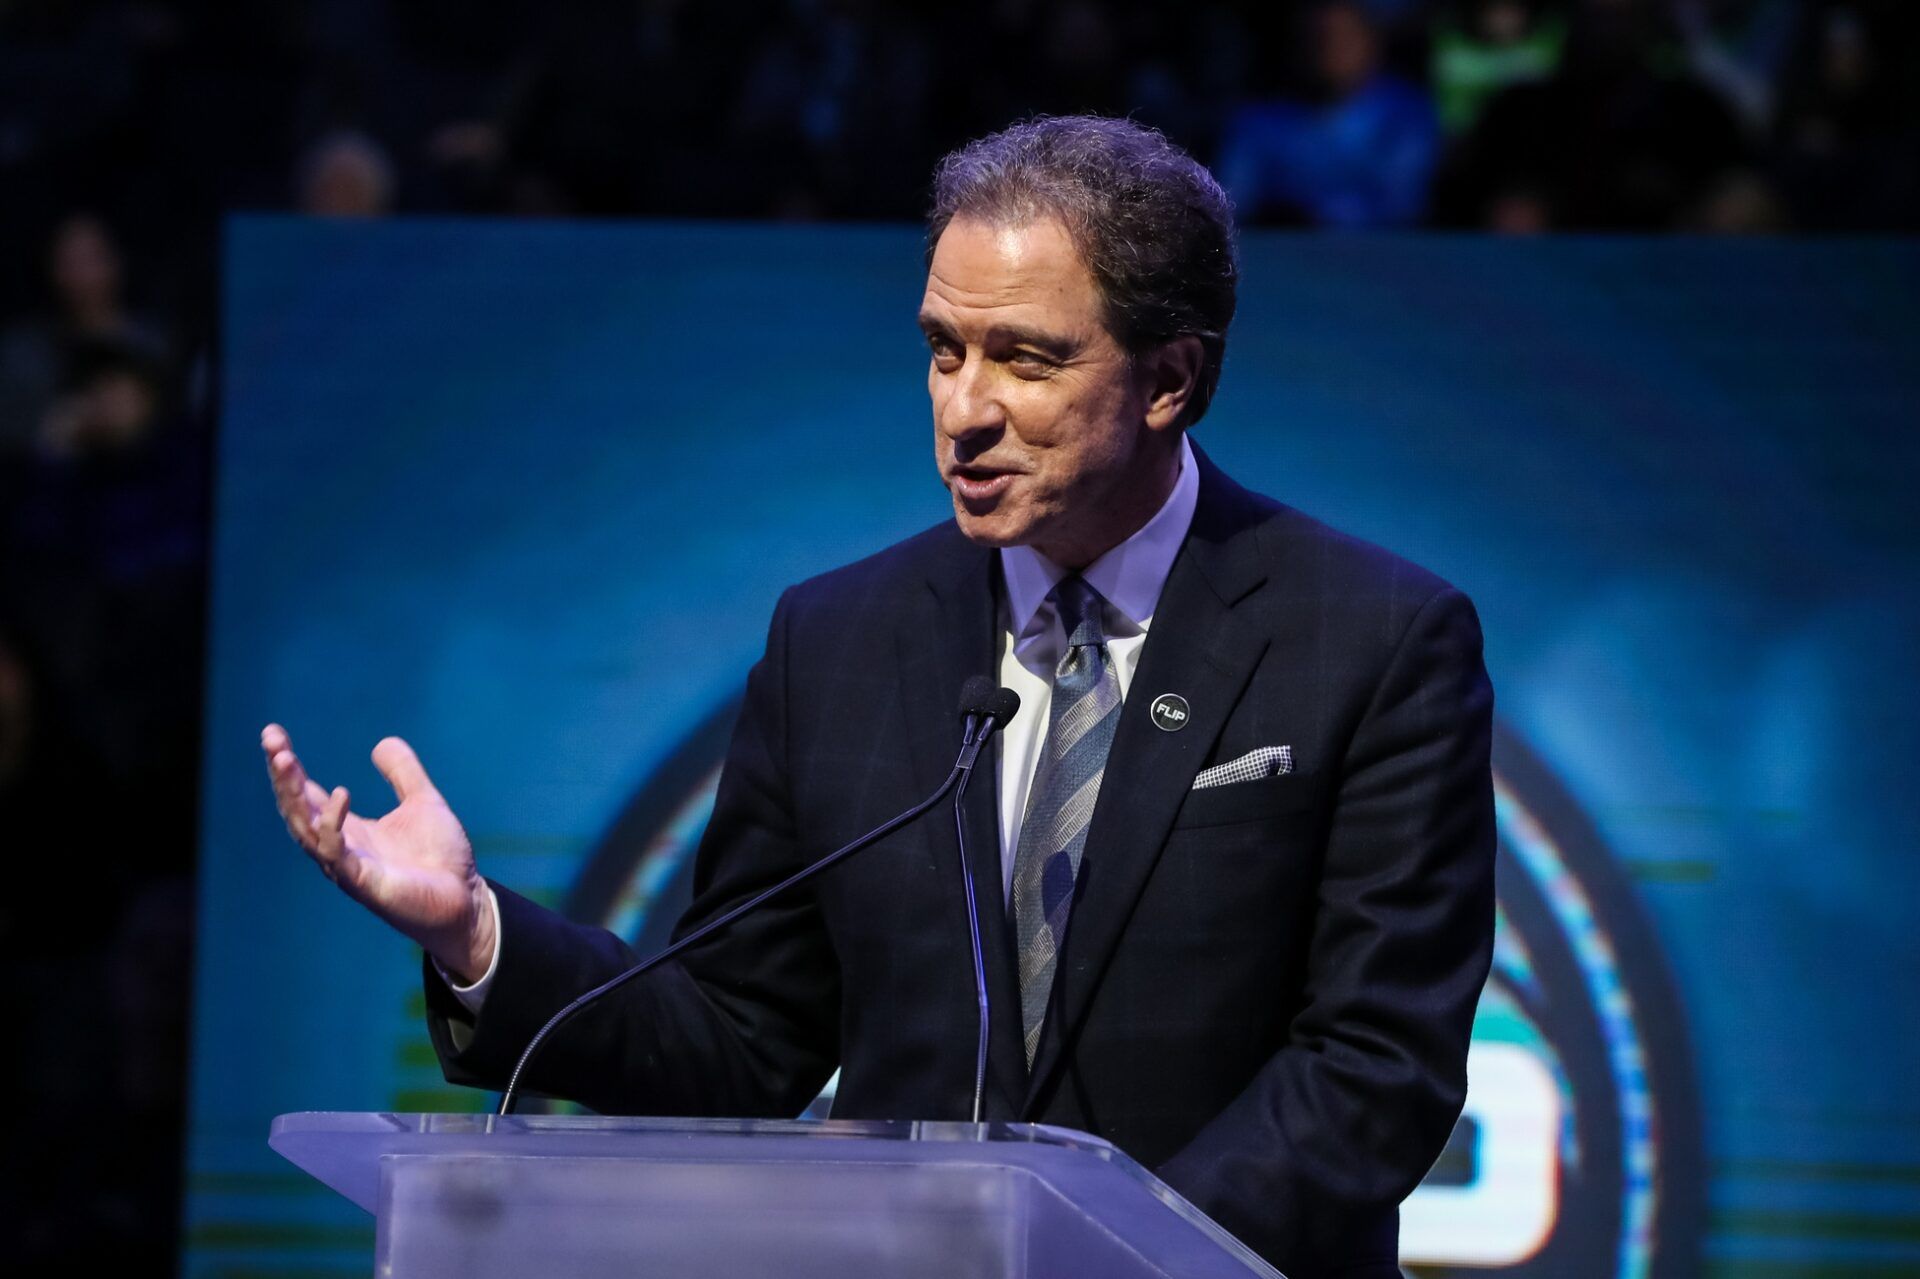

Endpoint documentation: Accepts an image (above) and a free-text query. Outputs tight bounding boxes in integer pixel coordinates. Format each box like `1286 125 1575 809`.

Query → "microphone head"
958 677 1021 730
958 676 999 719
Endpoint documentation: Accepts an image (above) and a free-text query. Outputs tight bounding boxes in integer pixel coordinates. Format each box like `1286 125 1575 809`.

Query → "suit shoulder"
1265 502 1462 605
1209 470 1474 644
1197 451 1464 610
1231 493 1490 705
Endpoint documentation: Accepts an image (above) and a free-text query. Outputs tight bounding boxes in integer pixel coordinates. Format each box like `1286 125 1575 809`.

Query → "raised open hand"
262 723 495 982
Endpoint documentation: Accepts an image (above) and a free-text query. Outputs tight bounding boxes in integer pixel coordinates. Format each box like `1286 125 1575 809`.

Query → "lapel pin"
1149 693 1190 732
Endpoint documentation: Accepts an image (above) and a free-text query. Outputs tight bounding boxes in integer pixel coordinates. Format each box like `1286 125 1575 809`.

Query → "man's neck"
1031 439 1185 571
999 432 1199 640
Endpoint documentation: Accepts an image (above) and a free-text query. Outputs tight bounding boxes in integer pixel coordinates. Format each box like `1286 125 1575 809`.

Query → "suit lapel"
1021 452 1273 1115
896 529 1030 1116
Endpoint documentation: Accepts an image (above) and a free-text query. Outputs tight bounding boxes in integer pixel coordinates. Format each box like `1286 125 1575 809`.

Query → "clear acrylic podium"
271 1112 1284 1277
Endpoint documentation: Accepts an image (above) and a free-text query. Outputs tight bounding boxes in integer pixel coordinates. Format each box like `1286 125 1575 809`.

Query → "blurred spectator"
1030 0 1131 119
1770 1 1920 230
1432 0 1750 229
1217 0 1443 227
0 337 207 826
1673 0 1802 135
1683 166 1793 230
0 214 169 455
1431 0 1568 134
480 0 783 217
728 0 935 219
296 129 398 217
39 340 168 460
1484 179 1558 233
1125 4 1258 157
0 636 26 789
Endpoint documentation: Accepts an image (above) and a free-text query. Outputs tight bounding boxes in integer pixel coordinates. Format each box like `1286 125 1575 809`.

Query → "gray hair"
927 115 1239 427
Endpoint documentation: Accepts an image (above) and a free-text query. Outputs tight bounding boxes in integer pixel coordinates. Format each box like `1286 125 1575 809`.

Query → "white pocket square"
1192 745 1293 789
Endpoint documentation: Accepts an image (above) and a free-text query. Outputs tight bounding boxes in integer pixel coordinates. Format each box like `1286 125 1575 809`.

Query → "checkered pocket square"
1192 745 1293 789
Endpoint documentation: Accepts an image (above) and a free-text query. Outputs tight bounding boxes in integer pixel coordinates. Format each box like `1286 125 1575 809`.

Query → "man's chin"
950 502 1029 549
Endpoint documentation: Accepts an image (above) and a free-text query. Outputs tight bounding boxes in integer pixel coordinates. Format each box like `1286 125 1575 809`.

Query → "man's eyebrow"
986 324 1077 357
914 314 1077 356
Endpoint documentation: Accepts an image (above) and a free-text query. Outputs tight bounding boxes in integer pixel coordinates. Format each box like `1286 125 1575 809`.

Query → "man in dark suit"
263 116 1493 1278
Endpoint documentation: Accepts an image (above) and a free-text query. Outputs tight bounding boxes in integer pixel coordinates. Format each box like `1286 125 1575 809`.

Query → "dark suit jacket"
424 447 1496 1278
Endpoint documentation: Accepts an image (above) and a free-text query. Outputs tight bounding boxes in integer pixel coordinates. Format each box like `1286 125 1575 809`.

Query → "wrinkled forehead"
920 213 1109 338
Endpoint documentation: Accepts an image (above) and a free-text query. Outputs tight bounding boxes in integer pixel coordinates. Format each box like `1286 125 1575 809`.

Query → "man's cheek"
1019 475 1064 519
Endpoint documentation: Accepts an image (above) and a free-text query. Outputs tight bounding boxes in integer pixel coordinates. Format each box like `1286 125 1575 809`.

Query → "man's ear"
1142 335 1206 432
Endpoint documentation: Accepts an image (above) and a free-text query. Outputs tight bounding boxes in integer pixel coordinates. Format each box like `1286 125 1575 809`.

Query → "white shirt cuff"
433 883 501 1014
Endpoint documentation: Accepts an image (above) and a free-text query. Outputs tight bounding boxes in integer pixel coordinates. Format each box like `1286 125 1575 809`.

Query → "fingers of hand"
313 786 352 878
265 742 321 850
372 736 440 804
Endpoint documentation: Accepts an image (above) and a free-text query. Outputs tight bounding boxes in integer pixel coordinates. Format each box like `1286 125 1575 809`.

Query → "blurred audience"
0 3 1911 304
0 224 204 1276
1674 0 1802 136
1771 2 1920 230
1431 0 1568 135
1217 1 1444 228
0 0 1914 1272
1434 0 1751 229
0 214 170 455
295 129 398 217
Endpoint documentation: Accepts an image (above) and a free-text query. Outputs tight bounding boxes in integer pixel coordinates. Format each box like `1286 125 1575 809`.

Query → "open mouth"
950 465 1016 502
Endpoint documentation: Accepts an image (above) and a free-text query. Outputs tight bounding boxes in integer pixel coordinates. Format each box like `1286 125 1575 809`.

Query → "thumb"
371 736 441 803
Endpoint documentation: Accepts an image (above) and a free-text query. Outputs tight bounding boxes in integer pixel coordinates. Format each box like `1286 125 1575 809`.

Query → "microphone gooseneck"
953 677 1021 1122
498 680 1020 1118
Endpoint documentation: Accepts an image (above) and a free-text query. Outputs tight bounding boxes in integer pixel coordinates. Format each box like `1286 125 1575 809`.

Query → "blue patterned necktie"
1010 574 1124 1066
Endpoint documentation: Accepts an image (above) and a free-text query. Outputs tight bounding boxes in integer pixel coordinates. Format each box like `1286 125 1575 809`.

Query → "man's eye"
1008 350 1054 374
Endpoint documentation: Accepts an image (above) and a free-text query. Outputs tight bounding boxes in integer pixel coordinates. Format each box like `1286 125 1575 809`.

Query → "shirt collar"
1000 431 1199 640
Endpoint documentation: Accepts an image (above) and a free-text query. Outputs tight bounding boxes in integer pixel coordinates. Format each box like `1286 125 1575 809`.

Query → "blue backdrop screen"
188 218 1920 1277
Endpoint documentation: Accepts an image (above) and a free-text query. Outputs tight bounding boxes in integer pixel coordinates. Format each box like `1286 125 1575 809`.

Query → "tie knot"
1052 575 1108 650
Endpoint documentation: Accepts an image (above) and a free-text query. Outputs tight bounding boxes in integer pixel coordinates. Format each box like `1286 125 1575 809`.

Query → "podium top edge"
269 1111 1119 1155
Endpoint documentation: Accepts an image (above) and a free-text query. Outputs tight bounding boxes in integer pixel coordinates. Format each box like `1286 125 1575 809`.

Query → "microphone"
957 677 1020 764
953 677 1020 1122
498 680 1021 1116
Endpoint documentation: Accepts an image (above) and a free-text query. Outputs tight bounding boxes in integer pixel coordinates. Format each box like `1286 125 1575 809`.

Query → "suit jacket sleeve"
1155 585 1496 1270
422 586 842 1116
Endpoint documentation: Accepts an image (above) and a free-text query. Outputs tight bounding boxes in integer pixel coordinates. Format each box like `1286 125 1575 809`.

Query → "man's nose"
936 357 1004 443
